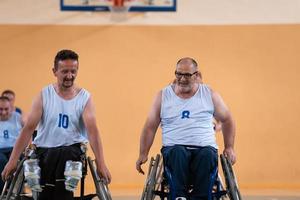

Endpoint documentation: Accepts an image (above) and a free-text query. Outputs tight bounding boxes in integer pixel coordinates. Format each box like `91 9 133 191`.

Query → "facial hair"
62 78 74 88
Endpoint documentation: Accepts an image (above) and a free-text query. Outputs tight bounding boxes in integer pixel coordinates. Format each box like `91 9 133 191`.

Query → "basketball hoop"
61 0 176 12
109 0 130 21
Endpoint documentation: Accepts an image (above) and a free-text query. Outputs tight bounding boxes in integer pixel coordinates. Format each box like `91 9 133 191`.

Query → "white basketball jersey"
34 84 90 148
0 112 22 149
160 84 217 149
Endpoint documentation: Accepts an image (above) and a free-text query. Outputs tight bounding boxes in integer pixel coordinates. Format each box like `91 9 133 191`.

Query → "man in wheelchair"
136 57 236 200
1 49 111 200
0 143 111 200
0 96 24 192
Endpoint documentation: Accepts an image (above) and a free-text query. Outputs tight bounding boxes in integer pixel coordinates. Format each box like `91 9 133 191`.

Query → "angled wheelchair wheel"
209 170 227 200
3 158 26 200
0 182 8 200
217 174 226 200
141 154 163 200
140 156 154 200
87 157 112 200
220 154 242 200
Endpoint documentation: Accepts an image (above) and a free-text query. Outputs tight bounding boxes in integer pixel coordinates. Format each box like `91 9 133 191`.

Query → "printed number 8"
3 130 9 138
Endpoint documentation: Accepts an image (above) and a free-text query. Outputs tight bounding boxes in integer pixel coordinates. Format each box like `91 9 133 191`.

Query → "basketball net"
110 0 129 21
114 0 125 7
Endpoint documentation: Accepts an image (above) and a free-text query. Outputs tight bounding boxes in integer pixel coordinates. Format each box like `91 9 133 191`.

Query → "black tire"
0 181 9 200
226 160 242 200
5 158 26 200
87 157 112 200
141 154 161 200
220 154 242 200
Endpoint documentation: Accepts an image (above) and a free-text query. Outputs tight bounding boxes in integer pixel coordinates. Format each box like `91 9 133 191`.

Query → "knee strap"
64 160 82 191
23 159 42 192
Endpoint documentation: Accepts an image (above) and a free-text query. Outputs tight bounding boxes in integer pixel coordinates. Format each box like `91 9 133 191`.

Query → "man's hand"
223 147 236 165
136 154 148 175
1 159 18 182
97 162 112 184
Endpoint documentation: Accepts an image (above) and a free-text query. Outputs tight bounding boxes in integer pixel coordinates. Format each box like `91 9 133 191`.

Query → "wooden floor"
107 188 300 200
111 196 300 200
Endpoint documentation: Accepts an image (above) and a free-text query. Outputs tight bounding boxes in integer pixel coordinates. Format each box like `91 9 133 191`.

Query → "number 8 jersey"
34 84 90 148
0 112 22 149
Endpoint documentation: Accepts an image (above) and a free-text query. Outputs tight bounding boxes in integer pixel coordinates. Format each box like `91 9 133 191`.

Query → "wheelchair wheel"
217 174 226 200
0 182 8 200
87 157 112 200
141 154 162 200
140 156 154 200
220 154 242 200
3 158 26 200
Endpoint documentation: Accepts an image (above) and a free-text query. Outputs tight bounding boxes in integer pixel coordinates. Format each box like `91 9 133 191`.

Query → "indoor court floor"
110 189 300 200
112 196 300 200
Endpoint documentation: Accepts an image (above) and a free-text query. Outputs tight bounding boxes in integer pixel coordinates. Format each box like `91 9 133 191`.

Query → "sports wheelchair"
141 154 242 200
0 144 112 200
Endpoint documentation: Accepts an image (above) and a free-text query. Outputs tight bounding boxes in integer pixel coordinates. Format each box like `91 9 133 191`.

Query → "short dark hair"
54 49 79 70
2 90 15 97
0 96 10 101
176 57 198 68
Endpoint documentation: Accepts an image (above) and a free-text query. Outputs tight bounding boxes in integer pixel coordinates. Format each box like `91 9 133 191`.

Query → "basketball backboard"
60 0 177 12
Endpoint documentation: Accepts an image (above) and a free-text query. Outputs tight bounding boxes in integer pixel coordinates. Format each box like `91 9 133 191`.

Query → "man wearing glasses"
136 57 236 200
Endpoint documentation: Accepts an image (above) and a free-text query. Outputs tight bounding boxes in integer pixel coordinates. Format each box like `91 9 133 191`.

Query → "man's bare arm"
136 91 162 174
2 93 43 181
212 90 236 164
82 97 111 184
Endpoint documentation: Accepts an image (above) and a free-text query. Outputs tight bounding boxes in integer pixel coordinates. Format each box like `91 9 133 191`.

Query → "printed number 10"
58 114 69 129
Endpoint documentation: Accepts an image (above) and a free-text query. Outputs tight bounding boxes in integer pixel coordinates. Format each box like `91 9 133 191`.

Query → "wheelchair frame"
0 150 112 200
141 154 242 200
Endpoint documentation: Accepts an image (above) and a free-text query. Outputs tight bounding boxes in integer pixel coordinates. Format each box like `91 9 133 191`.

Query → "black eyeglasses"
175 71 198 79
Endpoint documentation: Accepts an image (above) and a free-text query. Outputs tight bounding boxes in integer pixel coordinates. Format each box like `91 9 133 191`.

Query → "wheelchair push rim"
2 157 26 200
220 154 242 200
141 154 162 200
87 156 112 200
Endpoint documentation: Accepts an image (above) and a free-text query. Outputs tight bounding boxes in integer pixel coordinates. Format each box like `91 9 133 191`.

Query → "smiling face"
53 59 78 89
175 58 199 94
0 99 11 121
2 92 15 110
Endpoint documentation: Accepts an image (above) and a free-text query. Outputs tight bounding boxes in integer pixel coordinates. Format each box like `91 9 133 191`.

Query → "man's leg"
38 148 58 200
37 145 82 200
162 146 191 199
53 145 82 200
190 146 218 200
